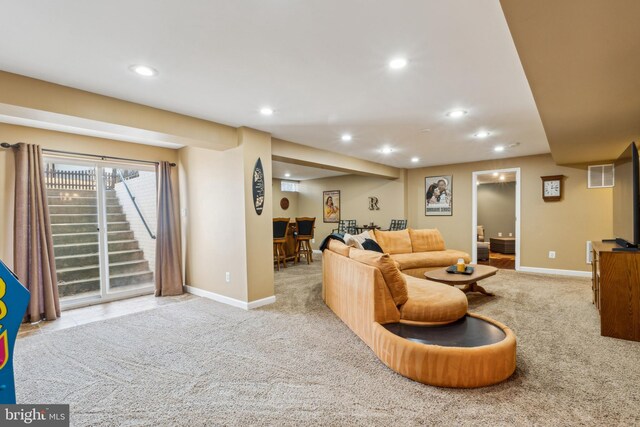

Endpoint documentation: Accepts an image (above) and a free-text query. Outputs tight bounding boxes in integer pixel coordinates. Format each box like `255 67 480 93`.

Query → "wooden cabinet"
592 242 640 342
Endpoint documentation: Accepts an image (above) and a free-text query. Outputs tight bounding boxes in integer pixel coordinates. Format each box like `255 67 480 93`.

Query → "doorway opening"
471 168 521 270
44 157 157 309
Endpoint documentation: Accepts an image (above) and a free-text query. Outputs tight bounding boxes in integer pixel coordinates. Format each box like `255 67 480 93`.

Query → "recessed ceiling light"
260 107 274 116
129 64 158 77
389 58 408 69
380 147 394 154
500 175 505 181
411 157 420 163
492 172 499 177
284 173 291 178
494 145 505 152
474 131 491 138
446 109 467 118
341 134 352 142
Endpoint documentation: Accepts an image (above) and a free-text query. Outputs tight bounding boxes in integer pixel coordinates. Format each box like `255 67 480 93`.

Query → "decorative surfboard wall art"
252 158 265 215
0 259 30 404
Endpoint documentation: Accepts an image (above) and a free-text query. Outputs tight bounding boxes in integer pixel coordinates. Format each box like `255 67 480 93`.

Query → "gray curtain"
14 143 61 321
155 161 183 296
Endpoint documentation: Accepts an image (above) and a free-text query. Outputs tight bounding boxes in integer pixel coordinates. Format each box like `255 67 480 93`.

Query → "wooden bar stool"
273 217 290 271
295 217 316 265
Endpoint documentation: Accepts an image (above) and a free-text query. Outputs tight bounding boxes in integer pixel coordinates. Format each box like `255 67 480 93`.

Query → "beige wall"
477 182 516 240
178 145 249 301
0 71 237 150
272 178 299 219
238 128 274 302
0 123 179 271
179 128 275 304
298 173 406 249
408 154 613 272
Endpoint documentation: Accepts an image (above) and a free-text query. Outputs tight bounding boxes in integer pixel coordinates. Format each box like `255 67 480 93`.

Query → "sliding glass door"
45 158 157 308
102 165 156 296
46 160 102 303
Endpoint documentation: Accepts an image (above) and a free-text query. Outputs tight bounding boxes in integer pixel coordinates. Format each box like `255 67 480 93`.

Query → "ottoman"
490 237 515 254
477 242 490 260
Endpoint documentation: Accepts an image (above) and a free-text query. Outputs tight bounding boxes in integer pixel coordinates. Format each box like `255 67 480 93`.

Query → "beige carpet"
15 256 640 426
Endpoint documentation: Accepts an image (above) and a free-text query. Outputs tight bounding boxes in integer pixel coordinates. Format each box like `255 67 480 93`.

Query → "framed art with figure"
323 190 340 223
425 175 452 216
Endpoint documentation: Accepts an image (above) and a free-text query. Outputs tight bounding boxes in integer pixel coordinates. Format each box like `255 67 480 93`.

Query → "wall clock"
280 197 289 210
541 175 564 201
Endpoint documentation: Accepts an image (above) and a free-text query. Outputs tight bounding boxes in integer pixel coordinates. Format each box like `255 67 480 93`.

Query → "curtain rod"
1 143 176 167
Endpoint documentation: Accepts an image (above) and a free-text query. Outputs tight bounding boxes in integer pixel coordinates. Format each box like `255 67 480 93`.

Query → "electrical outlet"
548 251 556 259
498 232 503 237
225 272 230 283
311 239 315 243
508 232 513 237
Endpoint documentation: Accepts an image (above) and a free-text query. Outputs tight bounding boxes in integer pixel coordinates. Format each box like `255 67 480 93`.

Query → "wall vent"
588 164 614 188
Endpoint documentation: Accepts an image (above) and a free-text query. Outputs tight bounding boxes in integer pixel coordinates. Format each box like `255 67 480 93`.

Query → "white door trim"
471 168 521 271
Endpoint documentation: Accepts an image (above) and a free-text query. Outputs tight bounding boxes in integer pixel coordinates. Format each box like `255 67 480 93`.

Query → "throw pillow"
344 231 373 250
362 238 384 253
373 229 412 254
408 228 446 252
348 248 408 306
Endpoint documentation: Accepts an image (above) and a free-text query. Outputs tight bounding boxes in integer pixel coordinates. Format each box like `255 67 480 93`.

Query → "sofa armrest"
322 250 400 346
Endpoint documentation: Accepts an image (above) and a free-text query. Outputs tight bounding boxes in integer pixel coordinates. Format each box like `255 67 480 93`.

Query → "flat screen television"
613 142 640 248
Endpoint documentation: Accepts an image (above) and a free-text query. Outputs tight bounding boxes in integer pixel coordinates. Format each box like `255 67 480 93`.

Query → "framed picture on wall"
323 190 340 223
425 175 452 216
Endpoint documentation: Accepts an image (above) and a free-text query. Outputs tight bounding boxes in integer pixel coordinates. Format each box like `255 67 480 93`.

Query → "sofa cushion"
408 228 446 252
343 231 374 250
326 239 351 257
373 229 412 255
390 250 471 270
349 248 408 306
399 274 468 323
362 238 384 253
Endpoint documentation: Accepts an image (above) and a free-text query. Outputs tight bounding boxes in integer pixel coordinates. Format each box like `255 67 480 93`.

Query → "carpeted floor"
15 256 640 426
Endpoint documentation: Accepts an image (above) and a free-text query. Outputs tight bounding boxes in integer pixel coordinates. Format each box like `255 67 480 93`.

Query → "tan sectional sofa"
322 237 516 388
371 228 471 279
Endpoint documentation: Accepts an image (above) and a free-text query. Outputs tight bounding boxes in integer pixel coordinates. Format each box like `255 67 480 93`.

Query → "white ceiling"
0 1 550 168
272 161 348 181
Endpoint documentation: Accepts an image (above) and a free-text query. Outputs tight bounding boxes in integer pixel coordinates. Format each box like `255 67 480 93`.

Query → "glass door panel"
103 166 156 295
45 160 103 305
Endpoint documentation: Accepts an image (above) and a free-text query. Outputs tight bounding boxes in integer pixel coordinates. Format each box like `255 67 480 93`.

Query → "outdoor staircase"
48 189 154 298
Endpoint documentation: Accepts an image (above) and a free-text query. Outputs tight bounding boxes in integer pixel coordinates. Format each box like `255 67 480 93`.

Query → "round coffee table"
424 264 497 296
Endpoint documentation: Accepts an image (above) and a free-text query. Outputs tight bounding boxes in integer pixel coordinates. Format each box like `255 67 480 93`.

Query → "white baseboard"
313 249 322 254
184 285 276 310
518 266 591 278
247 295 277 309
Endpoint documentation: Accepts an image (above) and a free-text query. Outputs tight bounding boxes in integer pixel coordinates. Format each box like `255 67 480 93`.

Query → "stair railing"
116 170 156 240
